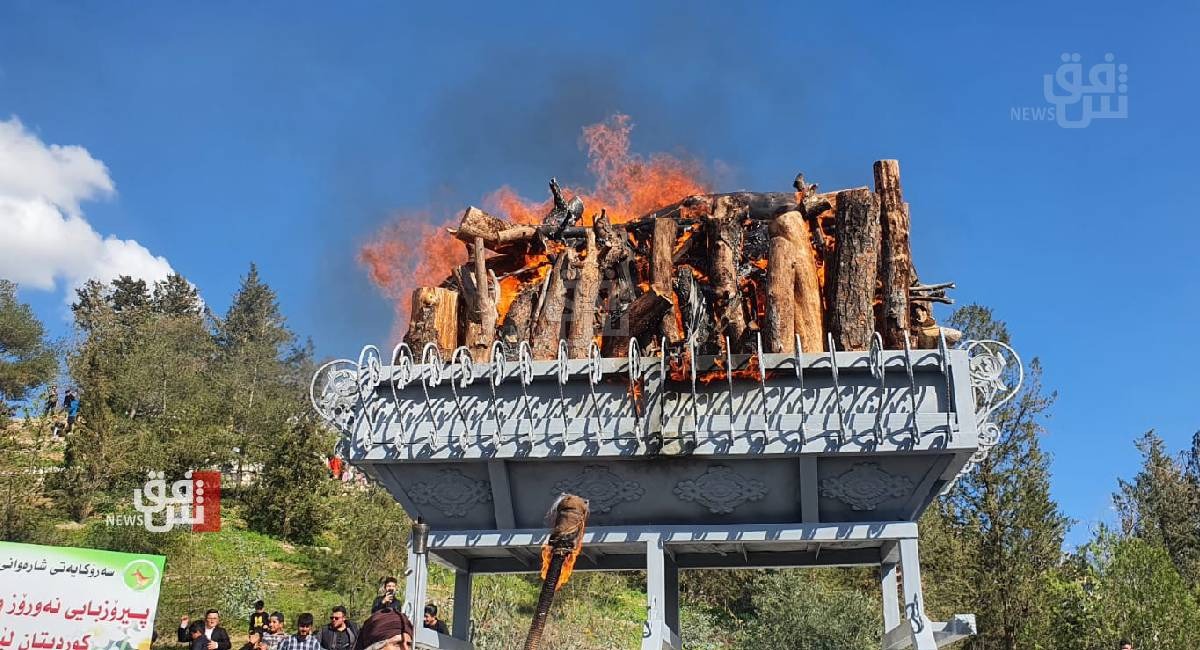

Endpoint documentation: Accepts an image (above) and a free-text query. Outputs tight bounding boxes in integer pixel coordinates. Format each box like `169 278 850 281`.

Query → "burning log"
601 288 673 357
911 302 963 348
826 188 881 351
653 217 683 343
567 230 601 358
771 211 824 352
874 160 912 349
501 286 537 349
764 232 796 353
404 287 458 354
524 494 590 650
454 206 520 250
468 237 497 360
706 197 748 347
531 254 570 360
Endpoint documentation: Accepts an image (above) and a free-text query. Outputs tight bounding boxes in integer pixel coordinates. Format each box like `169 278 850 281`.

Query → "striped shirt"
277 635 321 650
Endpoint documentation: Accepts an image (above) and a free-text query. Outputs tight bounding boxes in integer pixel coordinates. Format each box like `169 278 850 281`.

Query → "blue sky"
1 1 1196 544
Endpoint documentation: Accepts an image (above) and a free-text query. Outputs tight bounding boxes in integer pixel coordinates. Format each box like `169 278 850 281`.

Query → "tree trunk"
567 230 601 358
601 289 673 357
404 287 458 354
531 254 570 360
771 211 824 352
501 286 536 348
652 217 682 343
826 189 881 351
706 198 747 347
764 234 796 352
874 160 912 349
467 237 497 361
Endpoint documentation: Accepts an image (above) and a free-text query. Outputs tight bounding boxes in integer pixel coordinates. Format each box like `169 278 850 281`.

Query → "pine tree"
920 304 1069 650
241 412 334 544
0 280 57 419
151 273 202 316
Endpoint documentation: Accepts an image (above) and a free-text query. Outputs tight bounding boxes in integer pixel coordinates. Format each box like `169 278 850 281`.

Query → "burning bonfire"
380 157 958 376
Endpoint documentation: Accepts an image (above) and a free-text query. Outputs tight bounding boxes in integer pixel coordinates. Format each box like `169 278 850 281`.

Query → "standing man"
279 613 321 650
318 607 358 650
179 611 231 650
261 613 287 650
43 385 57 418
370 577 399 613
64 388 80 433
421 605 447 635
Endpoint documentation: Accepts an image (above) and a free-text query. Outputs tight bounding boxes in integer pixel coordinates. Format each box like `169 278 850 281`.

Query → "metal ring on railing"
724 336 736 438
356 345 383 444
688 336 700 432
827 333 845 445
419 343 443 444
487 341 505 443
556 339 571 439
869 333 886 443
755 333 769 441
448 346 475 435
938 330 953 441
628 338 642 435
903 331 920 442
517 341 534 442
793 334 806 417
389 343 415 447
587 342 604 438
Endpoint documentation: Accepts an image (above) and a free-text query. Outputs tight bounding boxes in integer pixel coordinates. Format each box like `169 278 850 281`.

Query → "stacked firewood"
403 160 960 362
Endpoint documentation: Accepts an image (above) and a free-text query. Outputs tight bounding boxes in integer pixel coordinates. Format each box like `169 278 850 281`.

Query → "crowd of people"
176 583 451 650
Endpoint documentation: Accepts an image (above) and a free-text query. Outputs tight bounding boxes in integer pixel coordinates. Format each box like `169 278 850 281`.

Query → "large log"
601 288 673 357
567 230 601 358
455 206 514 244
468 237 497 361
404 287 458 354
874 160 912 349
706 198 748 347
501 286 537 347
763 234 796 353
652 217 682 343
531 254 570 360
827 188 881 351
771 211 824 352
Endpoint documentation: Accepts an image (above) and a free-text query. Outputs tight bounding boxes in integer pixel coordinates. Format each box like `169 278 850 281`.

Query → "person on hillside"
351 607 412 650
249 601 269 632
278 613 321 650
1118 641 1133 650
261 613 288 650
318 606 358 650
239 629 264 650
43 385 57 418
63 388 80 433
370 577 399 613
421 605 447 635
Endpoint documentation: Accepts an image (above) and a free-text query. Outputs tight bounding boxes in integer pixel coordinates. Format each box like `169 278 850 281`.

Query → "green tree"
313 485 411 617
920 305 1069 650
1114 430 1200 592
152 273 203 316
242 413 334 544
0 279 57 419
740 570 880 649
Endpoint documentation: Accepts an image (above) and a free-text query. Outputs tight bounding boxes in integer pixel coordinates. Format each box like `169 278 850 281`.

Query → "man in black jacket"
370 578 399 614
317 607 358 650
178 611 232 650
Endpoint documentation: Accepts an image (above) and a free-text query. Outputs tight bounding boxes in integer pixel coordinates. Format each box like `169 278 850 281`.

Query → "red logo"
192 470 221 532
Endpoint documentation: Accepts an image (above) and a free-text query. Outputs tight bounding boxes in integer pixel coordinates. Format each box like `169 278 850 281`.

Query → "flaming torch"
523 494 590 650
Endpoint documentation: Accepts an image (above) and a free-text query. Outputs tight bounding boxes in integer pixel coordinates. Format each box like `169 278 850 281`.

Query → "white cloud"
0 117 173 295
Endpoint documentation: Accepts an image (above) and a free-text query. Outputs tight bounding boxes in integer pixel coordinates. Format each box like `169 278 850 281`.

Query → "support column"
642 534 681 650
898 537 937 650
880 558 901 635
452 570 472 641
403 545 428 625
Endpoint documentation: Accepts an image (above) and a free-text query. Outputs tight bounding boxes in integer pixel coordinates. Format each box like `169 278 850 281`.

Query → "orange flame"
359 114 710 337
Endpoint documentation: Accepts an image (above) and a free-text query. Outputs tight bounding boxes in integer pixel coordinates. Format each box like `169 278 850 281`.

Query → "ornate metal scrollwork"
820 462 913 511
941 340 1024 494
554 466 643 514
407 468 493 518
674 465 767 514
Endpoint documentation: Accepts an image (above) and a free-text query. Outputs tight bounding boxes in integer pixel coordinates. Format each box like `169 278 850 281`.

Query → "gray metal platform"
313 335 1021 649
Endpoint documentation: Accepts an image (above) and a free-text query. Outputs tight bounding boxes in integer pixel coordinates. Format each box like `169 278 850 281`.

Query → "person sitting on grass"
239 629 264 650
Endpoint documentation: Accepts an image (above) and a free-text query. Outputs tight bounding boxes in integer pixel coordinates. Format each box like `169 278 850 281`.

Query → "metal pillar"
404 545 429 626
881 553 902 636
452 570 472 641
643 534 682 650
899 537 937 650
